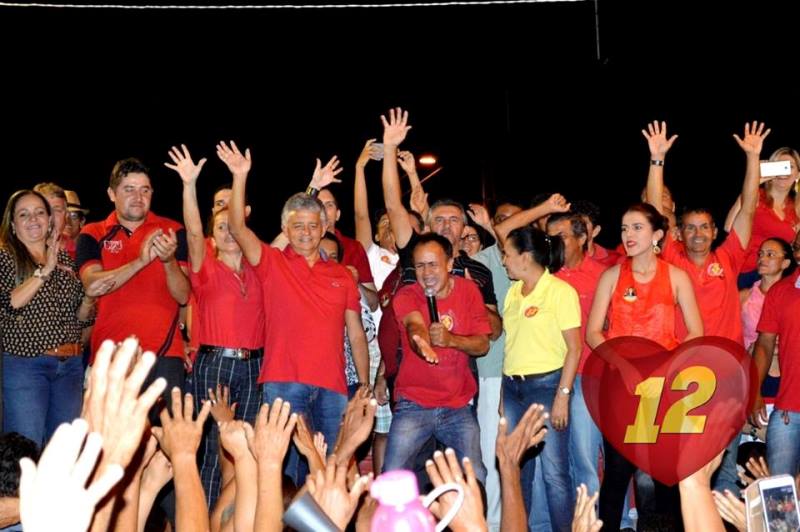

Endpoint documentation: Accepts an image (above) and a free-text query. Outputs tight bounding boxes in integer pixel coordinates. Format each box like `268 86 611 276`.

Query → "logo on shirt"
440 313 454 331
380 254 392 264
380 293 392 308
103 240 123 254
623 287 637 303
524 306 539 318
707 262 724 278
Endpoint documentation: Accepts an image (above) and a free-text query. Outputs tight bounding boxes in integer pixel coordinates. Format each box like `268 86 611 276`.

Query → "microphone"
424 287 439 323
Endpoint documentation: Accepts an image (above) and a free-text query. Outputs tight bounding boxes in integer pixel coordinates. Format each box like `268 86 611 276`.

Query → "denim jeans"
712 434 742 495
767 409 800 477
384 398 486 484
503 370 573 532
192 349 263 509
2 353 83 447
263 382 347 486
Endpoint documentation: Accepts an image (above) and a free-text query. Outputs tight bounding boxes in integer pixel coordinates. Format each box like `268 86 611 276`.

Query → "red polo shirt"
334 229 374 284
757 270 800 411
190 254 264 349
663 230 747 345
393 276 492 409
590 244 623 268
554 255 607 372
77 211 188 360
255 243 360 394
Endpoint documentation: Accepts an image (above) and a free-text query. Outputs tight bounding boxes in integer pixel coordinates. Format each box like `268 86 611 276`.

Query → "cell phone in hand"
369 142 384 161
746 474 800 532
760 160 792 178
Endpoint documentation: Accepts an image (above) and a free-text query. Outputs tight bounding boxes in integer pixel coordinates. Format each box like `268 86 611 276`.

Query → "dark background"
1 1 798 247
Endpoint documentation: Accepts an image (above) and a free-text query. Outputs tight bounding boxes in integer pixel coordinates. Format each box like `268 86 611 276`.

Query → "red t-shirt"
756 270 800 411
77 211 189 360
555 255 607 372
663 230 747 345
392 277 492 408
607 258 679 350
255 244 360 394
591 243 623 268
377 266 403 378
335 229 374 284
189 253 265 349
742 190 798 272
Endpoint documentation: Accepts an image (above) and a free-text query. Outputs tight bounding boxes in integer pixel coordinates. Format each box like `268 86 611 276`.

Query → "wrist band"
305 186 319 198
650 159 665 167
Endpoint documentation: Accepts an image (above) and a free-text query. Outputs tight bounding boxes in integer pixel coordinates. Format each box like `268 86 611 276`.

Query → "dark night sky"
1 1 798 247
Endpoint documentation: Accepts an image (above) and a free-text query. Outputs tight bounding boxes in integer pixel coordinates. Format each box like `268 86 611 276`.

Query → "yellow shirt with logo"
503 269 581 375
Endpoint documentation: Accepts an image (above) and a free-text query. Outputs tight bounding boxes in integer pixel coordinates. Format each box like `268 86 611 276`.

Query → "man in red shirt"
77 158 190 402
384 233 491 482
223 143 368 486
644 120 767 494
318 187 379 311
751 251 800 478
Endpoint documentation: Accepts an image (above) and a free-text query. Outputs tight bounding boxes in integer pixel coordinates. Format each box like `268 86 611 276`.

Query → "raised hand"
306 456 371 531
356 139 378 169
712 490 746 531
425 448 487 532
293 415 325 473
205 384 236 424
243 398 297 467
309 156 343 189
380 107 412 147
467 204 493 231
218 420 252 462
19 419 124 532
544 193 571 214
164 144 207 185
641 120 678 159
139 229 161 266
152 387 212 460
140 447 173 495
81 337 167 472
733 121 771 156
335 387 377 465
397 150 417 176
43 231 60 276
495 403 548 467
572 484 603 532
744 455 770 481
410 186 429 218
412 334 439 364
216 140 252 176
151 228 179 263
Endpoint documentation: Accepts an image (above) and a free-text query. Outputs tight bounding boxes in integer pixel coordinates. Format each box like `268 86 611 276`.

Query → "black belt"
198 345 264 360
505 368 561 381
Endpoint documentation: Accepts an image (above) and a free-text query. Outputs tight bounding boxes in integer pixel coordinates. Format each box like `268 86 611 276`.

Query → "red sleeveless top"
607 258 679 350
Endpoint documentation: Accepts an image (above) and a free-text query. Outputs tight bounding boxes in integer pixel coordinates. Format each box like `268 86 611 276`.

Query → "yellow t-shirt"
503 269 581 375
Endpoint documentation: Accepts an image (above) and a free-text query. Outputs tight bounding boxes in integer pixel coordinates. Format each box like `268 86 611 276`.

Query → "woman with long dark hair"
0 189 112 446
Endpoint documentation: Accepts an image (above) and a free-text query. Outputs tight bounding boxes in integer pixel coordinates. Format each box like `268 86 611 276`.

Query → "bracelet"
305 186 319 198
650 159 665 167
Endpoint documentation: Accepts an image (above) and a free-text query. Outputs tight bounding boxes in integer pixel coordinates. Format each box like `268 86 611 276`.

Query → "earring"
652 240 661 255
11 224 15 235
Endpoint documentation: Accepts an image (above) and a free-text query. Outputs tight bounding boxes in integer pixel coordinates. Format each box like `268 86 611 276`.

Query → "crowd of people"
0 109 799 531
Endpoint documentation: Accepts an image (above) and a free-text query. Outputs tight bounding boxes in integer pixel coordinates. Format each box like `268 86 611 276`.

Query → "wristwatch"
33 267 50 281
558 386 572 396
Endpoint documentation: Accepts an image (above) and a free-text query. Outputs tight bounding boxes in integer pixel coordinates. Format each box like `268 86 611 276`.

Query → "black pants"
598 439 682 531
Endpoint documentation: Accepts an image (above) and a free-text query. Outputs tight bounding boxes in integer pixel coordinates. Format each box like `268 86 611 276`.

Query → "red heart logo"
581 336 758 486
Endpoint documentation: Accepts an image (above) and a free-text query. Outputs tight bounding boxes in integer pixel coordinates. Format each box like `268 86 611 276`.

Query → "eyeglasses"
461 234 481 243
67 212 85 221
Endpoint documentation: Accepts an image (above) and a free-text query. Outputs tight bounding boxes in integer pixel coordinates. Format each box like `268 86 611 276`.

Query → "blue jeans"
712 434 742 495
2 354 83 447
384 398 486 484
263 382 347 486
767 409 800 477
503 371 574 532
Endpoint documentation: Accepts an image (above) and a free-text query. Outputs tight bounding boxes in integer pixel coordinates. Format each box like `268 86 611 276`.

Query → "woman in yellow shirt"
501 225 581 531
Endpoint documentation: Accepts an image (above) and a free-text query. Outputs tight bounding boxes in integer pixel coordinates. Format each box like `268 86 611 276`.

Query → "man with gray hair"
220 141 368 486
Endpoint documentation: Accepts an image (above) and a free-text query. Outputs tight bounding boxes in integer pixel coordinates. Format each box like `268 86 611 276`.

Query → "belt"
44 343 83 357
505 368 561 381
198 345 264 360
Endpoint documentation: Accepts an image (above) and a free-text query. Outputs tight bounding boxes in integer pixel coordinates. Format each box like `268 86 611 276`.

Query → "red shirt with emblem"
76 211 189 361
392 276 492 408
742 190 799 273
555 255 607 372
334 229 374 284
189 252 265 350
254 243 360 394
757 270 800 411
663 230 746 345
